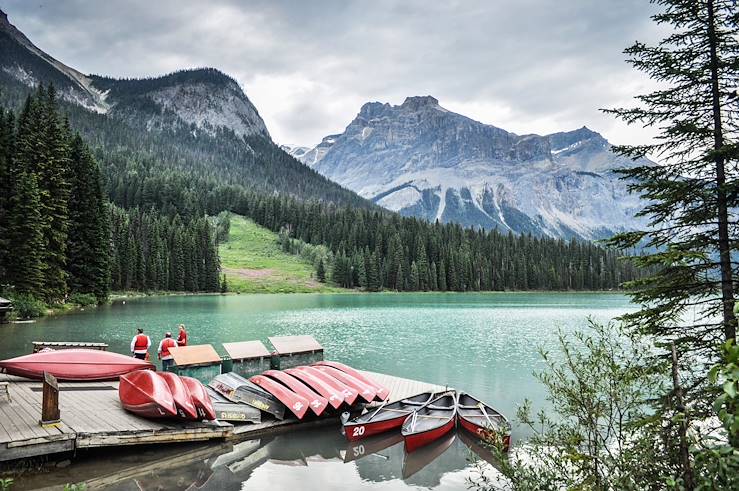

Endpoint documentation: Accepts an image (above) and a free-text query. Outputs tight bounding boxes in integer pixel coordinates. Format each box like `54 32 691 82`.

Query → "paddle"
477 402 496 429
367 397 390 422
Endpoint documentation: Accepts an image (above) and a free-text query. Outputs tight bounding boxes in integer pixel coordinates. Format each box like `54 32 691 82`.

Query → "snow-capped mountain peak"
293 96 649 240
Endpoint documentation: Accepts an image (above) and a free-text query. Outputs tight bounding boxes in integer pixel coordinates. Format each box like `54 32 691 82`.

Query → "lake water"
2 292 634 490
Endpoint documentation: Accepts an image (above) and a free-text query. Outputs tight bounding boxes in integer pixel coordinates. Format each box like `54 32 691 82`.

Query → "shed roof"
268 335 323 355
222 340 271 360
169 344 221 366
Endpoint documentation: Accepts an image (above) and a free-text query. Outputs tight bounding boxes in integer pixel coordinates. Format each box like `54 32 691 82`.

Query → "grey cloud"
1 0 661 146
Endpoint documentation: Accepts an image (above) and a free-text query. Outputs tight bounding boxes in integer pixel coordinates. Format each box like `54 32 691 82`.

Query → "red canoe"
343 391 438 441
181 376 217 421
284 368 344 409
457 393 511 451
401 392 457 452
263 370 329 416
250 374 310 419
158 372 198 420
0 349 154 381
295 366 359 406
119 370 177 418
313 365 377 403
314 361 390 401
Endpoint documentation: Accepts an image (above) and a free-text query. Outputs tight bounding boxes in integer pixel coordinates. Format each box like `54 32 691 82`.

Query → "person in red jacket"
158 332 177 370
130 328 151 360
177 324 188 347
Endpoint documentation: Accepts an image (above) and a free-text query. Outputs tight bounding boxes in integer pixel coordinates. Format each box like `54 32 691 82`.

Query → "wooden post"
40 371 61 427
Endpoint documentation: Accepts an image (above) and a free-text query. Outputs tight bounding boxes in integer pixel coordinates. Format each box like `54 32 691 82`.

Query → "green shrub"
68 292 98 307
9 293 47 319
0 478 14 490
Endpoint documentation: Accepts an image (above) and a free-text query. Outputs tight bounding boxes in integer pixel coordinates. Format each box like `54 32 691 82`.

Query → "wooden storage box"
167 344 222 383
268 335 324 370
222 340 272 378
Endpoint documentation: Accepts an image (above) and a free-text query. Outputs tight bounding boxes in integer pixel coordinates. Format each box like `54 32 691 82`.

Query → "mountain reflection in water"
49 425 503 491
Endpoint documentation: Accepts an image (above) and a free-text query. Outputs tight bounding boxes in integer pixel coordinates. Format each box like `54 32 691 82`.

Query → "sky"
1 0 664 147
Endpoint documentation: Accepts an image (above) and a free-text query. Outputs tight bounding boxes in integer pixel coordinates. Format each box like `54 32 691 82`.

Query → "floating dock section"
0 370 444 463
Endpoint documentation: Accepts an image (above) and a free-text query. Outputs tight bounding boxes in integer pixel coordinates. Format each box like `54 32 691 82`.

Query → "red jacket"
159 338 177 359
177 330 188 347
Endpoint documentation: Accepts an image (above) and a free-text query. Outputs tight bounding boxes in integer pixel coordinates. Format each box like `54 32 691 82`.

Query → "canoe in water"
342 391 438 441
119 370 177 418
181 376 217 421
158 372 198 420
0 349 154 381
401 392 457 452
456 392 511 450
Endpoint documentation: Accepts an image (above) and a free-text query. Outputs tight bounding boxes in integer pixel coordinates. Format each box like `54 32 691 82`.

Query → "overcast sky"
2 0 663 147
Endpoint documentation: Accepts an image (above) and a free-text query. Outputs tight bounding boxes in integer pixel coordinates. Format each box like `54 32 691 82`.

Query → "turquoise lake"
3 292 635 490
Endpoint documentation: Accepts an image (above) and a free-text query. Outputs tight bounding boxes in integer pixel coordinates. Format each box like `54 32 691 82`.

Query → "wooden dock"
0 370 444 463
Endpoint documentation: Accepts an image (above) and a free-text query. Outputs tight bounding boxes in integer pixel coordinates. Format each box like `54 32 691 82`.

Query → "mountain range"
287 95 650 240
1 8 646 241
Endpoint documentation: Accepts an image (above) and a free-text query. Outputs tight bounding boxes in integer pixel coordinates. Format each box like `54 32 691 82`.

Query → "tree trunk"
671 343 694 491
707 0 737 342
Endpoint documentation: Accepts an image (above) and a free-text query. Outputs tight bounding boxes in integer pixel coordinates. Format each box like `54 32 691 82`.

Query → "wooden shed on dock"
268 335 324 370
167 344 223 383
222 340 272 378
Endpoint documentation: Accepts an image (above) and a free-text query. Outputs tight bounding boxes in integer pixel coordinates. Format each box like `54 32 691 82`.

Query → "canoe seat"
401 399 427 406
459 404 485 410
427 404 453 410
0 381 10 403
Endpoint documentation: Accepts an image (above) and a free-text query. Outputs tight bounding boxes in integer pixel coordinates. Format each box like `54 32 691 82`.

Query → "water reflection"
36 426 503 491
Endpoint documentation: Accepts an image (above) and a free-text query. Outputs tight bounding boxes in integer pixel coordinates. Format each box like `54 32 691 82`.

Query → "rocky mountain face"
295 95 649 240
0 9 269 140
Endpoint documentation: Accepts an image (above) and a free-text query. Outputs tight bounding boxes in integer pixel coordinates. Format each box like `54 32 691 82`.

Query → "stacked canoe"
207 360 390 421
119 370 216 421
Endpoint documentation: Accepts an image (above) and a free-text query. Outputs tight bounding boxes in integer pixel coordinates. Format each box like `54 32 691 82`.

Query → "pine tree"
409 261 420 291
316 258 326 282
66 134 110 301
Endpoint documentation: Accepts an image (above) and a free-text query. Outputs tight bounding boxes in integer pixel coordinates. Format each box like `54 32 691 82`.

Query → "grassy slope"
219 215 342 293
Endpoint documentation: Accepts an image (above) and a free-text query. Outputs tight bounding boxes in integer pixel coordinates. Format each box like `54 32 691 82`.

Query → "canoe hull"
206 386 262 423
314 361 389 401
181 376 217 421
284 368 344 409
119 370 177 419
249 374 310 419
158 372 198 420
345 413 407 441
1 349 154 381
209 372 285 420
263 370 329 416
313 365 377 403
459 417 511 450
404 417 456 452
296 366 359 406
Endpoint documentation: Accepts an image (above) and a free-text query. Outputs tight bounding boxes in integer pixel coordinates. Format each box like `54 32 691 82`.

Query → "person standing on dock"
158 332 177 370
130 328 151 360
177 324 188 346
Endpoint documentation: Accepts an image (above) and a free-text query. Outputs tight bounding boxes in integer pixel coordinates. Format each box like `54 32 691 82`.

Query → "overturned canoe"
263 370 329 416
294 366 359 406
249 374 310 420
205 386 262 423
209 372 285 420
119 370 177 418
401 392 457 452
314 361 389 401
342 391 438 441
284 368 344 409
0 349 154 381
181 376 217 421
158 372 198 420
313 365 376 403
